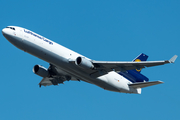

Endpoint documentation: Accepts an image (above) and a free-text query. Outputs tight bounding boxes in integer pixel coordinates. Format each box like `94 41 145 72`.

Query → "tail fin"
133 53 148 72
119 53 149 83
133 53 148 62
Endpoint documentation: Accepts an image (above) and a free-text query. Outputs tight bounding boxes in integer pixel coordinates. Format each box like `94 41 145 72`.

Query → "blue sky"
0 0 180 120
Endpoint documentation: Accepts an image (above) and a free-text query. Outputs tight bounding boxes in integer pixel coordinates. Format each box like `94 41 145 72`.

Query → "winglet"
169 55 178 63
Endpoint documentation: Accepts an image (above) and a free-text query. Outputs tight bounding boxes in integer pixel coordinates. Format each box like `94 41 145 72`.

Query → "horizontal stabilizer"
129 81 163 88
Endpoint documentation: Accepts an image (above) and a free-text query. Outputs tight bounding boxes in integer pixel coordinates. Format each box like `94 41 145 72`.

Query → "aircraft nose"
2 27 14 42
2 28 8 36
2 28 5 35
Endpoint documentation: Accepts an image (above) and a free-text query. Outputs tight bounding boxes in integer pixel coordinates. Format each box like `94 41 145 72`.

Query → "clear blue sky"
1 0 180 120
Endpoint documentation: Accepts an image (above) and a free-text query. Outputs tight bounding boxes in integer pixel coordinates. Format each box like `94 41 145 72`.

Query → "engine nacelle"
33 65 49 77
75 57 94 69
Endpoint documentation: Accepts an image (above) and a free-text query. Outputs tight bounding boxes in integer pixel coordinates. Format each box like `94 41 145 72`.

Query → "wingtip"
157 80 164 84
169 55 178 63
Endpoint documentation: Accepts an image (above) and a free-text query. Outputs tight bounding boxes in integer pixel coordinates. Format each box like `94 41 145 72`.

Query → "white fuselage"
2 26 140 94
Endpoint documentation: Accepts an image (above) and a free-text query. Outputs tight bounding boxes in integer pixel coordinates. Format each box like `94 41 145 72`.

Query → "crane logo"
135 59 142 72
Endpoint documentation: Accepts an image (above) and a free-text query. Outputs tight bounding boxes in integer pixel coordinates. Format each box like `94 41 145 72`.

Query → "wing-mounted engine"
33 65 49 77
75 57 94 69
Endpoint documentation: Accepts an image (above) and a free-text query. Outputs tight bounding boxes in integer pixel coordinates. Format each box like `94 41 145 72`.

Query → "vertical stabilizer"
133 53 148 72
119 53 149 83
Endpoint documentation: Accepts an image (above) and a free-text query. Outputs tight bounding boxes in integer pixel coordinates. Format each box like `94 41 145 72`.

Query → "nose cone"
2 27 25 50
2 28 10 38
2 27 15 43
2 28 6 35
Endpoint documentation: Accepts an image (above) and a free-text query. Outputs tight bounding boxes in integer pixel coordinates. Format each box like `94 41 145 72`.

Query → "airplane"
2 26 177 94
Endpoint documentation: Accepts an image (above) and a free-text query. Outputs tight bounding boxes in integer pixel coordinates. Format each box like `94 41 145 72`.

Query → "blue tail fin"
119 53 149 83
133 53 148 73
133 53 148 61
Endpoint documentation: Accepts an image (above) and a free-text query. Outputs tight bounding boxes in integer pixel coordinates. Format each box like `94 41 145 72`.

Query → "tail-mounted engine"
75 57 94 69
33 65 49 77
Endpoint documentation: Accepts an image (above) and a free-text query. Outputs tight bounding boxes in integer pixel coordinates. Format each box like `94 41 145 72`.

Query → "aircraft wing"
92 55 177 72
39 77 56 87
38 64 79 87
39 76 69 87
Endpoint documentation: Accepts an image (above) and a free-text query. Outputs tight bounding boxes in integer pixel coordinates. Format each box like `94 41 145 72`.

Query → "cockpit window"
6 27 15 30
